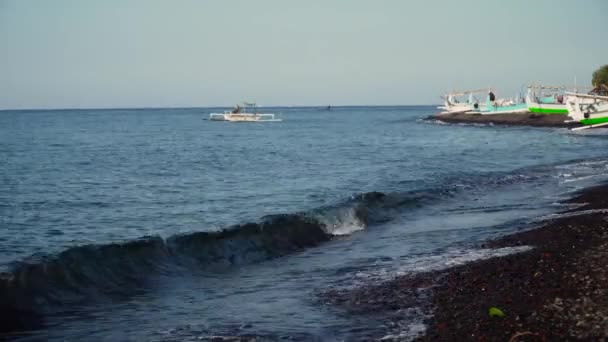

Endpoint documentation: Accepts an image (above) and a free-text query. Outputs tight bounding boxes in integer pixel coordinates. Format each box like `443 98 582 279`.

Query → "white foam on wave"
567 127 608 136
350 246 533 287
561 174 603 183
457 122 494 127
423 119 448 125
554 159 608 185
405 245 533 273
328 221 366 236
315 207 367 236
354 246 532 341
534 208 608 221
555 160 608 170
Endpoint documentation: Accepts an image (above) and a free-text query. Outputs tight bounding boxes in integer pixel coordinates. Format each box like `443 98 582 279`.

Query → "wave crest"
0 193 391 333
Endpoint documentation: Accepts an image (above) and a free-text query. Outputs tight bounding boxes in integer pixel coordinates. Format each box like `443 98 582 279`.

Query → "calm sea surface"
1 106 608 340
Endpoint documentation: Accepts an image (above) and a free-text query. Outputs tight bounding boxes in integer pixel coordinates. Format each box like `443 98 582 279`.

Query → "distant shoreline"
417 183 608 340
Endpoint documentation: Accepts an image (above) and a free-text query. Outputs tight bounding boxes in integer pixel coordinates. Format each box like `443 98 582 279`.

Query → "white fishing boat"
470 91 528 115
209 102 281 122
565 92 608 130
526 85 568 115
438 89 488 114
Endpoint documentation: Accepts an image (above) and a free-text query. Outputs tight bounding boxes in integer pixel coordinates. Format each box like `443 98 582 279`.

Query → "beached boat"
438 89 488 114
565 92 608 130
470 92 528 115
526 85 568 114
209 102 281 122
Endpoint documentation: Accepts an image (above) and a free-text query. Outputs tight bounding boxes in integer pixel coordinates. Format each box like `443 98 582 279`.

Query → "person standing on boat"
489 90 497 109
489 91 496 102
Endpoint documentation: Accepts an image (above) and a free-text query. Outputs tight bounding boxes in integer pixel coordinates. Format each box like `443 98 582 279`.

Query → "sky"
0 0 607 109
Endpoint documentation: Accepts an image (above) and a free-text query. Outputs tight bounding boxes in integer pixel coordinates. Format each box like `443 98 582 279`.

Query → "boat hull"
527 103 568 115
579 103 608 126
565 93 608 126
581 116 608 125
472 103 529 115
209 113 281 122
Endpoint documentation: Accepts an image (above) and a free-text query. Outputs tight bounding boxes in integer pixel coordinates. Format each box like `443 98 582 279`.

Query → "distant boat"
209 102 281 122
566 92 608 130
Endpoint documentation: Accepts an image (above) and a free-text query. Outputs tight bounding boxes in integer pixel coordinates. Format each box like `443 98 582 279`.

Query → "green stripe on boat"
581 117 608 125
528 107 568 114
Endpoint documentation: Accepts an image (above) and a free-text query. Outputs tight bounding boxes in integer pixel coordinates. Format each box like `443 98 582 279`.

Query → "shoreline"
323 183 608 341
429 112 582 128
418 183 608 341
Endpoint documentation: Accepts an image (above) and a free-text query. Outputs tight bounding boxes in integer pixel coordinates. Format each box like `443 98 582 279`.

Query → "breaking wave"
0 166 569 334
0 190 430 333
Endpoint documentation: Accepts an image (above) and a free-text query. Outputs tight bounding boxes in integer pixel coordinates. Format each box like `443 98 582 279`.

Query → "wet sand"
430 112 581 128
323 184 608 341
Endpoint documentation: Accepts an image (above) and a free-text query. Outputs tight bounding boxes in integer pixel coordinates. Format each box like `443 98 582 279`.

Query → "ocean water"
1 106 608 341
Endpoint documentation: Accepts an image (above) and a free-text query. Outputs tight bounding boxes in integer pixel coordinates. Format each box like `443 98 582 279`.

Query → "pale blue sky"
1 0 607 109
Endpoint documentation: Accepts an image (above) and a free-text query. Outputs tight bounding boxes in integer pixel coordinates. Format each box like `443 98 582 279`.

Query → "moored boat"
565 92 608 130
526 85 569 114
470 90 528 115
438 89 488 114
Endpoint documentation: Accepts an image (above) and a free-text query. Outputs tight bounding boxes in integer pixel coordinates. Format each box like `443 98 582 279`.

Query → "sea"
1 106 608 341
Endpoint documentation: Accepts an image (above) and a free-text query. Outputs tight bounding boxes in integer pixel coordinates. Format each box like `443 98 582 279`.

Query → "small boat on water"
565 92 608 130
209 102 281 122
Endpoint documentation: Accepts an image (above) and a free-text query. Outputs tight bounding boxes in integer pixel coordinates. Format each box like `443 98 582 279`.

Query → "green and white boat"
526 85 568 114
565 92 608 130
469 91 528 115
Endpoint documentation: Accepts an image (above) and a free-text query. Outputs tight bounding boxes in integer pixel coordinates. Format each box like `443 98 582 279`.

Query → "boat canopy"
565 92 608 101
528 84 566 91
446 88 493 96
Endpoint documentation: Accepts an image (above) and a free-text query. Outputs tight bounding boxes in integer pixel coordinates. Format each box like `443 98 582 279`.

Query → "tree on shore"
592 65 608 94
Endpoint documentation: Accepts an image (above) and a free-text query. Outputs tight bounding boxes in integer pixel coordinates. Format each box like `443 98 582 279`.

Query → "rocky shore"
430 112 581 128
323 183 608 341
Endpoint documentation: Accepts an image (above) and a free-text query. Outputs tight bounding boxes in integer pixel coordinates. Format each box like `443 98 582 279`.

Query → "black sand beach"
430 112 581 128
324 183 608 341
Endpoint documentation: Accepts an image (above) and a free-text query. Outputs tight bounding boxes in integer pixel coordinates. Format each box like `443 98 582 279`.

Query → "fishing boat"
471 91 528 115
526 85 568 114
438 89 488 114
209 102 281 122
565 92 608 130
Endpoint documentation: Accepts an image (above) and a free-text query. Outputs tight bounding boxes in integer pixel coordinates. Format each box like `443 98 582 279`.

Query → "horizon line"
0 103 439 112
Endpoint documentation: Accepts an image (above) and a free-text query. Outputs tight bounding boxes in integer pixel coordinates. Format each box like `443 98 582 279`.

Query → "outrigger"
565 92 608 131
